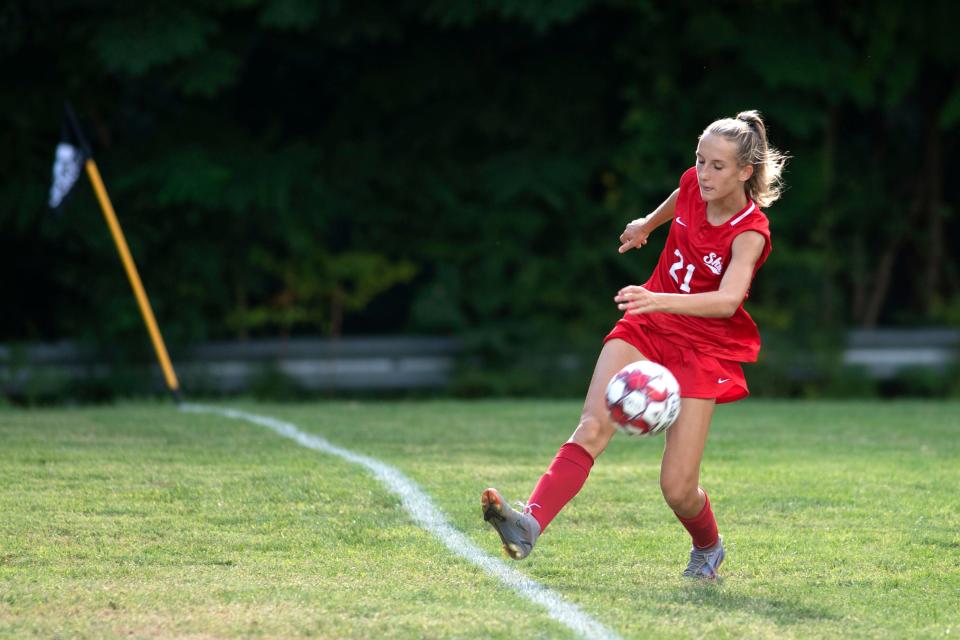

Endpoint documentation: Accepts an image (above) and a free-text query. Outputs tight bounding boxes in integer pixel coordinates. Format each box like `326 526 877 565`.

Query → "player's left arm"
615 231 766 318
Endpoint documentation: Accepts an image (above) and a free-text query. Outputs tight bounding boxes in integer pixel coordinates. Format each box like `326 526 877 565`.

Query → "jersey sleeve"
678 166 698 194
674 167 700 224
730 211 773 288
733 212 772 273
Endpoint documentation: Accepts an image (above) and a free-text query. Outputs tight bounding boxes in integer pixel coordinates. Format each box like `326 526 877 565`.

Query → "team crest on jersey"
703 252 723 275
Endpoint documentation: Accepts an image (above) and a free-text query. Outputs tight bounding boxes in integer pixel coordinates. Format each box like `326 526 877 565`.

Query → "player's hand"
618 217 651 253
615 285 660 315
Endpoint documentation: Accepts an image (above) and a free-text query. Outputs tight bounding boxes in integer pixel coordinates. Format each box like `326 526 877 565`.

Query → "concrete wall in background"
1 330 957 396
0 337 461 396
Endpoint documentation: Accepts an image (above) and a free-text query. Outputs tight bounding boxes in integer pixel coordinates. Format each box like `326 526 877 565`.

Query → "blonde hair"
701 110 789 207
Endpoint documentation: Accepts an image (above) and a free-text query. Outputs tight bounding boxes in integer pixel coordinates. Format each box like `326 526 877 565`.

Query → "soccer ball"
605 360 681 436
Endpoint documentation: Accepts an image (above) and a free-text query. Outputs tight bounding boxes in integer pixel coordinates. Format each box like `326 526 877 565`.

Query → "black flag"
48 103 91 213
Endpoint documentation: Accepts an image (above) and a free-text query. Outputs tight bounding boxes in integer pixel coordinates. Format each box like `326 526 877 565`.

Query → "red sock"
526 442 595 532
675 490 719 549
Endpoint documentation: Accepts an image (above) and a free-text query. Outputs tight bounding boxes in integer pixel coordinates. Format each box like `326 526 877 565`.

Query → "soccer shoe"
682 536 725 580
481 488 541 560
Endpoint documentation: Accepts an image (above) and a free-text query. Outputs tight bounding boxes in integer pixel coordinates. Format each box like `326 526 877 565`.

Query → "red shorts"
604 318 749 404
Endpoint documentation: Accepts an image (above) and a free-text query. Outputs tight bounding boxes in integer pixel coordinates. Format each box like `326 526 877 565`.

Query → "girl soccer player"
481 110 787 579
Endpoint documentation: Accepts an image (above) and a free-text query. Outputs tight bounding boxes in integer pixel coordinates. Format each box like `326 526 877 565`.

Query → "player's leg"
481 338 644 560
523 338 645 526
659 397 725 578
660 398 715 518
570 337 647 457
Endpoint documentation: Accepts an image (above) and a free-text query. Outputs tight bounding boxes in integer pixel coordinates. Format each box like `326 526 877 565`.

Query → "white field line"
181 403 620 640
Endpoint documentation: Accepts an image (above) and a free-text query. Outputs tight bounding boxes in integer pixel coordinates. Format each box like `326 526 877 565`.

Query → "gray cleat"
683 536 725 580
481 488 541 560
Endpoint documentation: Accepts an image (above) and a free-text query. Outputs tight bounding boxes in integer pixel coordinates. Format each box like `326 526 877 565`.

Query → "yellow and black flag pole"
50 103 182 403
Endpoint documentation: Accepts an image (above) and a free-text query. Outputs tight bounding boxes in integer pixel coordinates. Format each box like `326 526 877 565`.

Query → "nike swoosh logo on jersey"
675 217 688 227
717 378 731 383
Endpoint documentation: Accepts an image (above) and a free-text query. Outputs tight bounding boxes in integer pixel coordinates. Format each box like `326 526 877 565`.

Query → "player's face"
695 134 753 202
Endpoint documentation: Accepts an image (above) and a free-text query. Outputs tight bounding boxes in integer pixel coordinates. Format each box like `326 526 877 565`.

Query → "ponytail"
702 110 789 207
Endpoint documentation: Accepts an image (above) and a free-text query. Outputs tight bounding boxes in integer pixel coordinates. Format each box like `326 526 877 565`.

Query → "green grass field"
1 400 958 639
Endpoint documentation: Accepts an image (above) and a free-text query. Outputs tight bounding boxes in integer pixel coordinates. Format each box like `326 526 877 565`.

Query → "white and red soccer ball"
605 360 681 436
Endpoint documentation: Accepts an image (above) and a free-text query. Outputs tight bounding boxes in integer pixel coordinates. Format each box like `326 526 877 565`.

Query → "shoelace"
685 546 721 577
514 501 540 516
685 548 708 573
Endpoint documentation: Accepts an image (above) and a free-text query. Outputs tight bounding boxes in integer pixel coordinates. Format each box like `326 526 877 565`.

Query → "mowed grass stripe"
0 404 575 639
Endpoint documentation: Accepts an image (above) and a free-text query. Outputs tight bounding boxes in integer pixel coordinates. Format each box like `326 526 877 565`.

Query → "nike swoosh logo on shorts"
676 217 688 227
717 378 731 383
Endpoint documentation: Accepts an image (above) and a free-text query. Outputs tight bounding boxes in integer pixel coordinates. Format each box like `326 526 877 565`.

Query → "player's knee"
659 475 698 512
570 413 614 456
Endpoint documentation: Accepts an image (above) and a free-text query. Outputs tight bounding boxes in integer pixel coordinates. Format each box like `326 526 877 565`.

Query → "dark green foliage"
883 363 960 398
0 1 957 395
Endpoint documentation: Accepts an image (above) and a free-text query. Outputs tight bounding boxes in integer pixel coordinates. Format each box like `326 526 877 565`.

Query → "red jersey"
629 167 772 363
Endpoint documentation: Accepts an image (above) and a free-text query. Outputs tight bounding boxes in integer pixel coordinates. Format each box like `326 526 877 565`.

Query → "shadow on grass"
667 583 840 624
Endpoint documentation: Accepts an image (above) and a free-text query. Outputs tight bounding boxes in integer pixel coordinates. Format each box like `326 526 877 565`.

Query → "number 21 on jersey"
668 249 694 293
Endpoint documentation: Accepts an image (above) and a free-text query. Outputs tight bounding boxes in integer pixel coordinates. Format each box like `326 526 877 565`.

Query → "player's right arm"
618 188 679 253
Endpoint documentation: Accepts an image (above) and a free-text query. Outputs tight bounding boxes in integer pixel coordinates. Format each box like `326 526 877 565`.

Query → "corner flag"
48 108 89 213
48 103 182 403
